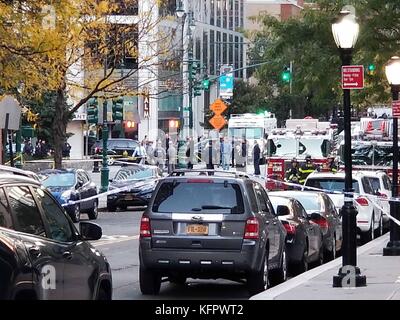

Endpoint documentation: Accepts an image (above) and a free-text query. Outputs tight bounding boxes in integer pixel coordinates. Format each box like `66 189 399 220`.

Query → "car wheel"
96 287 109 300
293 244 308 276
139 265 161 295
70 205 80 223
247 249 269 295
325 236 336 262
361 213 374 244
107 203 116 212
269 246 288 286
88 201 98 220
374 214 383 238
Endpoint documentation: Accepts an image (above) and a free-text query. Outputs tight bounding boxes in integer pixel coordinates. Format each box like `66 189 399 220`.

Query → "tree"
1 0 179 168
247 0 400 120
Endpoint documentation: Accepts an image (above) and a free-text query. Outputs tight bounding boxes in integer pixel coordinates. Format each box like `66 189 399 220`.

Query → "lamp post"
383 56 400 256
100 55 109 193
331 7 366 287
176 1 195 139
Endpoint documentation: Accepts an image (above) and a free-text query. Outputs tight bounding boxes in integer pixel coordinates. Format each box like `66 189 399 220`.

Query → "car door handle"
63 251 73 260
273 221 277 225
28 246 41 257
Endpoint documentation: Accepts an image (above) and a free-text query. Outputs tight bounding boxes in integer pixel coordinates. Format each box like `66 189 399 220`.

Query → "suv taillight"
356 197 369 206
244 217 259 240
282 221 296 235
140 216 151 238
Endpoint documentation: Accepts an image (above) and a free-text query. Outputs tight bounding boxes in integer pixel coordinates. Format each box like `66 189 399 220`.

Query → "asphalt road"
82 209 251 300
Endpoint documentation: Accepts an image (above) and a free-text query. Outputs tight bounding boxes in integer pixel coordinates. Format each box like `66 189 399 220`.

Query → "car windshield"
114 167 154 181
152 181 244 214
41 172 75 187
305 178 359 193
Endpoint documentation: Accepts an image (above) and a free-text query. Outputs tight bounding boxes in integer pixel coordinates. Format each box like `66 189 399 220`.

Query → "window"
293 200 308 219
382 175 392 191
246 182 259 213
8 186 45 237
153 181 244 214
0 188 12 229
361 177 374 195
305 178 360 193
366 177 380 194
254 183 268 213
33 188 75 242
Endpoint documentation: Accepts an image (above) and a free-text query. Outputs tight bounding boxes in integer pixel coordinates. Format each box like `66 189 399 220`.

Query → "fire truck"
265 118 338 190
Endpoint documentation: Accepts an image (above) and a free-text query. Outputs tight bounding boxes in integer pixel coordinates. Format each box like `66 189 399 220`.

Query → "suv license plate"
187 224 208 235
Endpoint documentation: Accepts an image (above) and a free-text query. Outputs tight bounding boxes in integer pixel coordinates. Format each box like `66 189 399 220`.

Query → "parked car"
304 171 384 244
0 164 41 183
39 169 98 222
0 174 112 300
270 190 342 261
139 170 288 295
269 195 324 276
359 171 391 229
107 164 163 211
91 138 139 157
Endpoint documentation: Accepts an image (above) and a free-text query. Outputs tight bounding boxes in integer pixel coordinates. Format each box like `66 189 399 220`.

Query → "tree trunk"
53 84 68 169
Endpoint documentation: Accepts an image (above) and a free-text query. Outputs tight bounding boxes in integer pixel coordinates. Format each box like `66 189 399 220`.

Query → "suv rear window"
305 178 359 193
152 181 245 214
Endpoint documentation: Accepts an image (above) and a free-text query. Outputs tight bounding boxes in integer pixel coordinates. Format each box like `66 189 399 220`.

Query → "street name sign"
342 65 364 89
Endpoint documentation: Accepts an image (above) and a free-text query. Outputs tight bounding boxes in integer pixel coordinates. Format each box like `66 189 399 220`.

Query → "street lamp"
383 56 400 256
331 7 366 287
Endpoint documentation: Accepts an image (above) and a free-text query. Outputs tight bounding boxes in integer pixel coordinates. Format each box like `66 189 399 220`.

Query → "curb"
250 233 390 300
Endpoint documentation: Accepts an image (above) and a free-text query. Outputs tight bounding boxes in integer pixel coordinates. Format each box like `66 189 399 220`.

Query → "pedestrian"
133 141 147 164
154 141 166 171
146 141 154 165
167 141 177 174
222 137 232 171
23 140 33 156
285 158 301 189
186 137 194 169
253 140 261 175
299 155 317 184
62 141 71 158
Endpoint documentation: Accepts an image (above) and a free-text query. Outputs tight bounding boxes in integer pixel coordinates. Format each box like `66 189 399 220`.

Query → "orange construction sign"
209 114 226 130
210 98 227 115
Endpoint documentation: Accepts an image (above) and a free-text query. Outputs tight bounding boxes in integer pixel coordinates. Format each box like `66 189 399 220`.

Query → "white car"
304 171 384 244
358 171 391 226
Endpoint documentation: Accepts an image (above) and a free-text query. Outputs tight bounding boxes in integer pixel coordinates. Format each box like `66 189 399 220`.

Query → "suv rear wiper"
201 205 232 210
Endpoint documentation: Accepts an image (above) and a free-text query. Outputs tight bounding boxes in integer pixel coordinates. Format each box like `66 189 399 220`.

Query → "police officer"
285 158 300 186
299 155 317 184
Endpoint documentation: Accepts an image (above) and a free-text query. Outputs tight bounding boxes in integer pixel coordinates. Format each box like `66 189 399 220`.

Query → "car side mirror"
80 222 102 241
309 212 322 220
276 205 290 216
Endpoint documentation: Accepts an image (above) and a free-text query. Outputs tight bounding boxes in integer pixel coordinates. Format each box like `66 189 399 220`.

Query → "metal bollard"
92 159 100 173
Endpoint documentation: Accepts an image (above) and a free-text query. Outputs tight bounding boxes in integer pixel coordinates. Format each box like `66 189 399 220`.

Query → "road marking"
91 235 139 247
396 276 400 284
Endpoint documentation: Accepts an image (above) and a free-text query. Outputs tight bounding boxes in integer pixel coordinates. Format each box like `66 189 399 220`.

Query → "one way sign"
342 65 364 89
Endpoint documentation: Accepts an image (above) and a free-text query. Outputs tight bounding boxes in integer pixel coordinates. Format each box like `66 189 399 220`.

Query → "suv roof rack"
169 169 250 179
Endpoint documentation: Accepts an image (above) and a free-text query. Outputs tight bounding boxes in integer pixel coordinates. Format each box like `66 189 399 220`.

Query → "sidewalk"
251 234 400 300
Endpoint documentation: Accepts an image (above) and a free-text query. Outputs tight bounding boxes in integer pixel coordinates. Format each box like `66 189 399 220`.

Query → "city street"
85 210 250 300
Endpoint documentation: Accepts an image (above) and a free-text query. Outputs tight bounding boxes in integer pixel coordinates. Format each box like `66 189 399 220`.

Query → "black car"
39 169 98 223
0 175 112 300
107 164 163 211
139 170 288 296
91 138 139 156
269 195 324 276
271 191 342 262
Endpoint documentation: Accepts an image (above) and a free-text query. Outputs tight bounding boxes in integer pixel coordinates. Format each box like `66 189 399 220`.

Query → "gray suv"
139 170 288 295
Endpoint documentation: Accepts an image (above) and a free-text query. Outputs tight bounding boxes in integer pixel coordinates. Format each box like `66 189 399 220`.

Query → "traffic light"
190 61 200 79
87 98 98 124
367 64 376 75
202 77 210 91
193 82 202 97
281 66 291 83
112 98 123 122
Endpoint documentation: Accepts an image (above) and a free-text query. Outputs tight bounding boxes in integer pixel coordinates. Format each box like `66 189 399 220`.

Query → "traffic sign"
209 114 226 130
342 65 364 89
0 95 21 130
219 64 234 98
210 98 227 115
393 100 400 118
